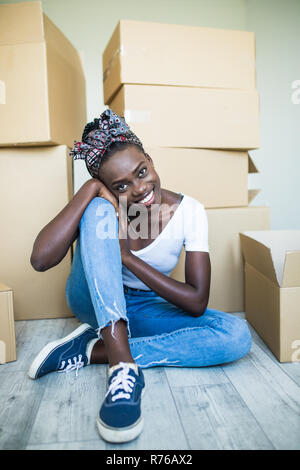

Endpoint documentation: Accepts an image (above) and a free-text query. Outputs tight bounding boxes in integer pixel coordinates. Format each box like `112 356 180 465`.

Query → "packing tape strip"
124 110 152 124
103 45 125 81
0 80 6 104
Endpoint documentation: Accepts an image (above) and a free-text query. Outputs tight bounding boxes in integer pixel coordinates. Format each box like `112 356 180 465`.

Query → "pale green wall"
245 0 300 229
1 0 299 229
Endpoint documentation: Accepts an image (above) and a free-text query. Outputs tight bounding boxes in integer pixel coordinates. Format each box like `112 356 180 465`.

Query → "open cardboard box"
0 1 86 147
240 230 300 362
103 19 256 104
0 282 16 364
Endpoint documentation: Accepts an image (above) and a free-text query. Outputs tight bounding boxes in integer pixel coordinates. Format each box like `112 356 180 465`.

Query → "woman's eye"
117 184 127 192
116 168 147 191
139 167 147 176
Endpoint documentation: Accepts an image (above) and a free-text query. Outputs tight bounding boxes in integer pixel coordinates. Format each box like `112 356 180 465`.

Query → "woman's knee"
80 196 118 239
223 314 252 360
82 196 115 220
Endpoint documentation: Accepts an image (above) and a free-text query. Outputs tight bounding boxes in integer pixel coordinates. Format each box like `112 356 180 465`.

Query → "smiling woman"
28 109 252 445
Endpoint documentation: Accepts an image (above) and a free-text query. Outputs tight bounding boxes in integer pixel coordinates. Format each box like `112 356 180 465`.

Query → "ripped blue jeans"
65 197 252 368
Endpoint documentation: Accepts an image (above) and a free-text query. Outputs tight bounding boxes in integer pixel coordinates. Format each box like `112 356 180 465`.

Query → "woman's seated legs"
65 197 252 370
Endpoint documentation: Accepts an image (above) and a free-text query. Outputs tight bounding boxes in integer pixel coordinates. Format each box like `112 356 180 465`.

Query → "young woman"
28 109 252 444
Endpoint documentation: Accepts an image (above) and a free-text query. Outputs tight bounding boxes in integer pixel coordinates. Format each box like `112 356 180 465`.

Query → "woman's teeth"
139 190 154 204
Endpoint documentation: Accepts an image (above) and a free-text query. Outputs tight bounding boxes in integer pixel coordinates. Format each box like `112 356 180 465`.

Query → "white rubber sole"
28 323 92 380
96 387 145 443
96 415 144 443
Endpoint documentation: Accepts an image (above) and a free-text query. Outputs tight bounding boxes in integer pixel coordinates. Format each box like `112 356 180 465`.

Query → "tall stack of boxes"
0 1 86 361
103 19 270 313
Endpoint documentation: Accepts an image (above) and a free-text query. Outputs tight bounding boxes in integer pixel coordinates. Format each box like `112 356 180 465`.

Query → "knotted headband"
69 109 144 179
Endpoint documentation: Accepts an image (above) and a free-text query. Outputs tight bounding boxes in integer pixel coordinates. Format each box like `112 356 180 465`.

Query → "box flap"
241 230 300 287
248 154 258 173
0 1 44 46
43 14 84 70
240 233 278 285
282 251 300 287
248 189 260 204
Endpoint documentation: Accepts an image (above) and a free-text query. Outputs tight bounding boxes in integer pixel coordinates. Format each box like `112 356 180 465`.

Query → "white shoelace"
106 363 136 402
58 354 85 377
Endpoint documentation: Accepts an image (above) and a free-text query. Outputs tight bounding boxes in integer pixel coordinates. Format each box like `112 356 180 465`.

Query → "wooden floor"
0 313 299 450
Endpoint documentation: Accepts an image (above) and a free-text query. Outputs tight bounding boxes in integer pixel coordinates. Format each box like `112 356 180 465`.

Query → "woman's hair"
69 109 144 179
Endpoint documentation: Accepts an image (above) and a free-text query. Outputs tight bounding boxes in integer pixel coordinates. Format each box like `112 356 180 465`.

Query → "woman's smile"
134 188 156 206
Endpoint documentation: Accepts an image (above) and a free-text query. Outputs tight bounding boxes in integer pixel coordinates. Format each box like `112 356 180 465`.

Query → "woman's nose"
132 180 147 197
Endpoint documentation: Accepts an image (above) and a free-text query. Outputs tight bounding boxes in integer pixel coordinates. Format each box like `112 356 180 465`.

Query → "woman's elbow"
191 297 209 318
30 252 50 272
192 309 205 318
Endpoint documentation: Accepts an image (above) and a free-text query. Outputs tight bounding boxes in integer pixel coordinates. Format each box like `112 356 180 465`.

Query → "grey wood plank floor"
0 314 299 450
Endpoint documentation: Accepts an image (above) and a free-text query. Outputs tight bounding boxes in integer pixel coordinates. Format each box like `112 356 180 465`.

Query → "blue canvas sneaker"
28 323 98 379
97 362 145 443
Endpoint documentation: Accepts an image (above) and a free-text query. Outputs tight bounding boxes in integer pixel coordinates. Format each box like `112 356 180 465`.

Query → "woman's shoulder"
160 188 183 206
161 189 206 219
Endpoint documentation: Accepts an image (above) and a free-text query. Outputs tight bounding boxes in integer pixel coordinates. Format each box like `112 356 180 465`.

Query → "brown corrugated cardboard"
0 146 74 320
103 20 256 104
0 282 16 364
170 206 270 312
0 1 86 147
109 84 260 149
240 230 300 362
147 147 259 208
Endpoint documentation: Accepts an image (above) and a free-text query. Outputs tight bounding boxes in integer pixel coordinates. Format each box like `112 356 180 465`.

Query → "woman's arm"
30 178 104 272
123 251 211 317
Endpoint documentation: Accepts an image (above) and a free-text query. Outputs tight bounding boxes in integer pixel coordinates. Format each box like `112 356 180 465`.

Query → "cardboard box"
0 146 74 320
147 147 259 208
0 1 86 147
0 282 17 364
109 84 260 149
240 231 300 362
103 20 256 104
170 206 270 312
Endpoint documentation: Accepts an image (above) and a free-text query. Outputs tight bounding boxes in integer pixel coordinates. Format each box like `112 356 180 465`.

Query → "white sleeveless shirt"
122 193 209 290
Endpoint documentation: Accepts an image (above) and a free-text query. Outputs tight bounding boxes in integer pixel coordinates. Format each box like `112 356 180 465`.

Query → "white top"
122 193 209 290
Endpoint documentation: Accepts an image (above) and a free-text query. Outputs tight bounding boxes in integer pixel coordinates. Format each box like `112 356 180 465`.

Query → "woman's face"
99 145 162 210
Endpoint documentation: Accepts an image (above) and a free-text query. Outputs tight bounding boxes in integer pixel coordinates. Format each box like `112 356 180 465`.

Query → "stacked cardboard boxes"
103 19 270 312
0 1 86 334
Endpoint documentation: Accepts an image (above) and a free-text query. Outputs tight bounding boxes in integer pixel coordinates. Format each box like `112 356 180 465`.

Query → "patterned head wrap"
69 109 144 179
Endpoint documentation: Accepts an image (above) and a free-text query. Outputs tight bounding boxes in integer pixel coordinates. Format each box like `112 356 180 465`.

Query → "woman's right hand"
88 178 119 215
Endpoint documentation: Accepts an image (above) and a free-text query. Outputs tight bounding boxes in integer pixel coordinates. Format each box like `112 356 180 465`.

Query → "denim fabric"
65 197 252 369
